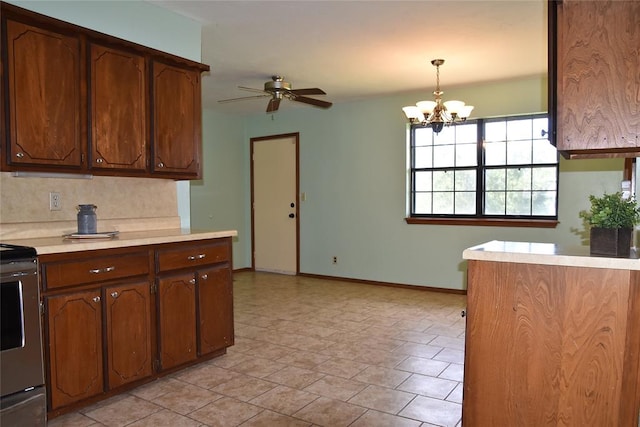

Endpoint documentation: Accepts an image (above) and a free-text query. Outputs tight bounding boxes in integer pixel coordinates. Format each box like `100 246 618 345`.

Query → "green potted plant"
579 192 640 257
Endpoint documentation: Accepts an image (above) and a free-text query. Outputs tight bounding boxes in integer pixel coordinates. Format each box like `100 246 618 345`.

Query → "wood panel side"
558 267 631 426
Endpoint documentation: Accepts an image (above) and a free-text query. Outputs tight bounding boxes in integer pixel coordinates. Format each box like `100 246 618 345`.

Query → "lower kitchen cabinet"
40 237 234 417
198 265 234 355
104 282 153 389
46 290 104 409
157 273 197 370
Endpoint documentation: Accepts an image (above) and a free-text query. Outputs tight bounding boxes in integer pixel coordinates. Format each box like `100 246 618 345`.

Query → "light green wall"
195 75 625 290
191 111 248 268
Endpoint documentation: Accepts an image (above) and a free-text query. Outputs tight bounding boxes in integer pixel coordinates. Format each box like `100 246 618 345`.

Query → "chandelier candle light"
402 59 474 133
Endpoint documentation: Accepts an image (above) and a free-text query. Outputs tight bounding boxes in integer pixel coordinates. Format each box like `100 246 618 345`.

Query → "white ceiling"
148 0 548 115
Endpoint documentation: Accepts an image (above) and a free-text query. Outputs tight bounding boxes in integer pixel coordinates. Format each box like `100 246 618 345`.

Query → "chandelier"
402 59 474 133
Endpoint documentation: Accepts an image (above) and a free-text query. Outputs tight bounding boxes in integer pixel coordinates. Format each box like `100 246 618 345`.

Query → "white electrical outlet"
49 192 61 211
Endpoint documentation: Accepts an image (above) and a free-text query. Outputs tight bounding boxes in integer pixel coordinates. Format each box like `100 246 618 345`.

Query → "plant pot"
590 227 633 258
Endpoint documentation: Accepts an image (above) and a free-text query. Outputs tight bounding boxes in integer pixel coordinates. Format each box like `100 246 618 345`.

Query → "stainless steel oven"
0 244 46 426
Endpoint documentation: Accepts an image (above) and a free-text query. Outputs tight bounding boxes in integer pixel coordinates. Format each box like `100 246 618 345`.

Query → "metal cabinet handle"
187 254 206 261
93 296 101 303
89 266 116 274
111 291 118 298
16 152 24 158
157 162 164 168
96 158 103 164
201 274 208 280
461 310 466 318
189 278 196 285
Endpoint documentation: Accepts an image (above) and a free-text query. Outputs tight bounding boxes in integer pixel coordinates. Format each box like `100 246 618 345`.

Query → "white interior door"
252 134 298 274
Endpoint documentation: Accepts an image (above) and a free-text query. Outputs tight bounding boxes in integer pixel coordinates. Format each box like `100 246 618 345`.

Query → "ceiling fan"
218 75 333 113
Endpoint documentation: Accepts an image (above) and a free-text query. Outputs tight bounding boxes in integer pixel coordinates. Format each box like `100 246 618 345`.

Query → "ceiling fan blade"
291 96 333 109
266 98 281 113
218 94 270 103
288 88 326 96
238 86 267 94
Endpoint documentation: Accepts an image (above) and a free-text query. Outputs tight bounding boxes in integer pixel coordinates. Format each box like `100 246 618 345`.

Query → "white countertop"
463 240 640 271
2 228 238 255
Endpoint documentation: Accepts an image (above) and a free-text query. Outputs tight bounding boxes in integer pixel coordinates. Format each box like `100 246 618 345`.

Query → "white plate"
63 231 119 239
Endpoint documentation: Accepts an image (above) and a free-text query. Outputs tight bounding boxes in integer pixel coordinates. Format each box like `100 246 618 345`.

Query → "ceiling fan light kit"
218 75 333 113
403 59 474 133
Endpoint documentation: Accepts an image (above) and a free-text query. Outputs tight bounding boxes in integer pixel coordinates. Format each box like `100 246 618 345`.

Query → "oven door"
0 259 44 397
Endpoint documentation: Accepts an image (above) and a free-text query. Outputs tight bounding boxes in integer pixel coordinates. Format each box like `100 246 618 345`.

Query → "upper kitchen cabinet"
550 0 640 158
0 2 209 179
89 43 148 173
151 62 202 179
2 19 84 170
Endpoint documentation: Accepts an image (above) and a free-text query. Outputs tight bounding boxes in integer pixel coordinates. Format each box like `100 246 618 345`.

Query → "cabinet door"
197 265 234 355
4 20 83 168
157 273 197 369
89 44 147 172
556 0 640 156
46 290 103 410
151 62 202 178
105 281 153 389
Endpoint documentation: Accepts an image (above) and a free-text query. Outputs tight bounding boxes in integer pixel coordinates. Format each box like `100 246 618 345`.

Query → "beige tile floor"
48 271 467 427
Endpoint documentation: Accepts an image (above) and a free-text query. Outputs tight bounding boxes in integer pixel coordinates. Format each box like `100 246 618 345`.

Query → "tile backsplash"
0 172 180 238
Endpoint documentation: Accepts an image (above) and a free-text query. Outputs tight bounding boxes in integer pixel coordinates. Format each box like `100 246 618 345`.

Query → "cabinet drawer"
43 252 150 290
157 241 230 272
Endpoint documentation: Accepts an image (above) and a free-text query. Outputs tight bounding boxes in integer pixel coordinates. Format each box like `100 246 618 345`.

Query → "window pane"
485 121 506 142
532 167 557 191
433 192 454 214
456 143 477 167
484 141 506 165
414 128 433 147
433 170 454 191
507 118 532 141
433 145 455 167
434 126 455 144
456 123 477 143
507 168 531 191
414 146 433 168
485 169 506 191
507 140 532 165
532 139 557 164
485 191 505 215
455 192 476 214
532 117 548 141
414 171 432 191
455 170 476 191
506 191 532 215
532 191 557 215
414 192 432 214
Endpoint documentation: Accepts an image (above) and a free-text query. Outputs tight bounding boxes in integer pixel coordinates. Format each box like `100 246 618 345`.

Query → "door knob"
288 213 295 218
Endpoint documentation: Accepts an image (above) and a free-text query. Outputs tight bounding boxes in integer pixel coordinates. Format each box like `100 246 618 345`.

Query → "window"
409 114 558 224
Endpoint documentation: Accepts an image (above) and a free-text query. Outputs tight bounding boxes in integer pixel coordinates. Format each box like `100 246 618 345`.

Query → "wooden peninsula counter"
462 241 640 426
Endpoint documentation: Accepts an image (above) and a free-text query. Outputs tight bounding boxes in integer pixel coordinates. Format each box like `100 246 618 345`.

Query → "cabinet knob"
461 310 466 318
111 291 119 299
157 162 164 168
93 296 101 303
201 274 208 280
96 158 103 164
16 152 24 158
189 278 196 285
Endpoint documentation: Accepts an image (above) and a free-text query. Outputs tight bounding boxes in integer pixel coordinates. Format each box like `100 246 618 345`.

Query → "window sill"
405 217 559 228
